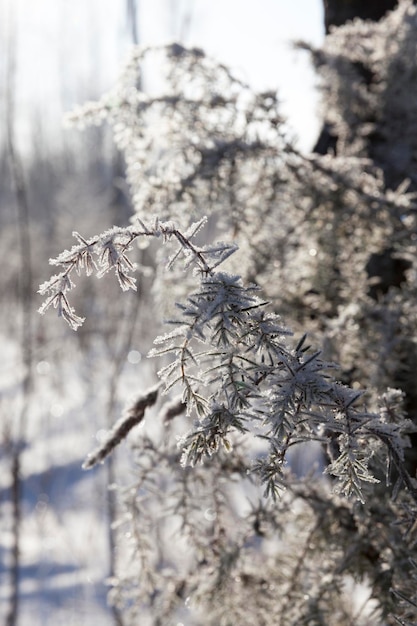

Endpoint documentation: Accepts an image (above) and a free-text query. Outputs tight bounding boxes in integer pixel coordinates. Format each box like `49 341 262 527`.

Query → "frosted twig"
83 385 160 469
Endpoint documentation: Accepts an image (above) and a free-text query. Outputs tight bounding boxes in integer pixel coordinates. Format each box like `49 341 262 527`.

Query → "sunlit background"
1 0 323 154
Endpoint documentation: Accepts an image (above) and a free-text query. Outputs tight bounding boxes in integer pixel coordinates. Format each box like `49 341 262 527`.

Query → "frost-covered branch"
83 384 160 469
38 217 235 330
40 214 416 503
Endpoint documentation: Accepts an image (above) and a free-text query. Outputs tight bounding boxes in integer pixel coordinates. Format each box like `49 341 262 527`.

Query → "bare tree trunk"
107 13 141 617
126 0 139 45
104 291 142 626
323 0 398 33
5 4 33 626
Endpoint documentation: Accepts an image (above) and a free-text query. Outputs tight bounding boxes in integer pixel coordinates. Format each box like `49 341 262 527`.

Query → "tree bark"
323 0 399 33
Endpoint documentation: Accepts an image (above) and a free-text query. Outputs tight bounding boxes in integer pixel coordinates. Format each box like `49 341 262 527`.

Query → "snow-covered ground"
0 332 153 624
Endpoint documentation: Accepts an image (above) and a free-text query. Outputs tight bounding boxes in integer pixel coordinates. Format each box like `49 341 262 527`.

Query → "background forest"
3 1 417 625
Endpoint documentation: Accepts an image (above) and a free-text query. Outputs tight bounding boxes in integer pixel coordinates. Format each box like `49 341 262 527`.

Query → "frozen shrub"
40 12 417 622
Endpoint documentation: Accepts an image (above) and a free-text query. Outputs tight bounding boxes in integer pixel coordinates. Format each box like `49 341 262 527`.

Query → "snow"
0 330 152 624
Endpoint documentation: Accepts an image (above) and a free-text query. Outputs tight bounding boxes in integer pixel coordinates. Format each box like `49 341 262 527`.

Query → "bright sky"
2 0 324 153
141 0 324 148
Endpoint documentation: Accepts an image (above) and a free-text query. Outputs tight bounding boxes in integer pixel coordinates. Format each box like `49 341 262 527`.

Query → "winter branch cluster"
39 5 417 623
